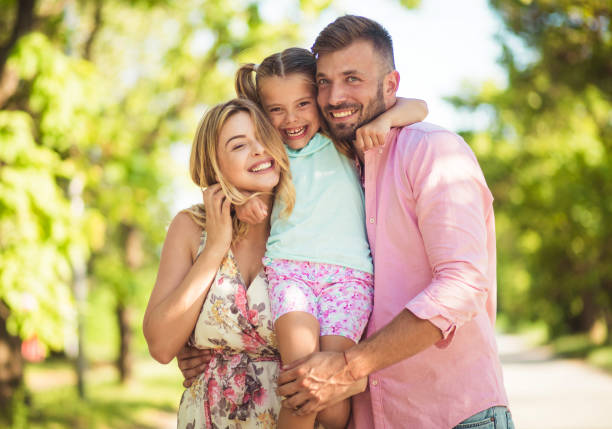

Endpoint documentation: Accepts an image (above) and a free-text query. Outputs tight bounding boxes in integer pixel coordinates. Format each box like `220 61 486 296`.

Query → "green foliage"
0 0 330 356
452 0 612 338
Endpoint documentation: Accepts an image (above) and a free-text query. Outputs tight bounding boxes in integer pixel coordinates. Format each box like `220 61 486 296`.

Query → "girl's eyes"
268 107 281 114
231 143 246 151
298 101 311 108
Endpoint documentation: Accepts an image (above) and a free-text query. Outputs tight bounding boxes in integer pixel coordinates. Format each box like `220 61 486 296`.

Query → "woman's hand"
202 184 232 256
354 114 392 154
235 195 268 225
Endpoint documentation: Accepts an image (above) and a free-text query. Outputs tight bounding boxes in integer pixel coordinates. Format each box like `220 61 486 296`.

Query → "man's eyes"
317 79 329 86
298 101 311 107
347 76 360 82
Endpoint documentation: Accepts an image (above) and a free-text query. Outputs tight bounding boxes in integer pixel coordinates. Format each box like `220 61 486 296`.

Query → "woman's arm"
354 97 428 155
143 185 232 364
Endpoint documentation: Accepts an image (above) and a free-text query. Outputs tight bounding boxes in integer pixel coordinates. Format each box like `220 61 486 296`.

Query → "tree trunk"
0 302 23 419
116 303 132 383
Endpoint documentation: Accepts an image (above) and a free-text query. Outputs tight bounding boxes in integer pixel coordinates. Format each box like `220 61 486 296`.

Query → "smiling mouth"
284 126 307 138
329 109 357 119
249 161 273 172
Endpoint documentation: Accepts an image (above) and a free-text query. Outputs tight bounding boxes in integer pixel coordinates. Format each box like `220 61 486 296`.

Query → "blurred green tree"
0 0 348 417
450 0 611 340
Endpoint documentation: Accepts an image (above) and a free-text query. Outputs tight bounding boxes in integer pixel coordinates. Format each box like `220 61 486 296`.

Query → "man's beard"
324 81 386 142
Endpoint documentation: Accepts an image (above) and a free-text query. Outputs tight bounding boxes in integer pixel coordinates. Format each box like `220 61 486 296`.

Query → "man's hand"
177 345 212 388
276 351 357 415
235 196 268 225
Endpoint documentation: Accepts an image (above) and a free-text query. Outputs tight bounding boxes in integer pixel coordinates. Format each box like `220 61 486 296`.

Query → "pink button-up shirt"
350 123 508 429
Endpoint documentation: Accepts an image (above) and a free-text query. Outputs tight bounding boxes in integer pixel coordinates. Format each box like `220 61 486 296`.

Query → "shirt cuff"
406 294 456 349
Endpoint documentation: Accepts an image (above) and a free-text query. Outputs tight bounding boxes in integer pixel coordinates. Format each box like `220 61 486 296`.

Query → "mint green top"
266 133 373 274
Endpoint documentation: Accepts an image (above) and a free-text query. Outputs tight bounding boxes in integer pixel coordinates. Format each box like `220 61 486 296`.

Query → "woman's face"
259 73 321 151
216 111 280 194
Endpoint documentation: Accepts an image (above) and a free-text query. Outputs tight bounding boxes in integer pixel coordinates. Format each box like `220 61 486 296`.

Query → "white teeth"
251 161 271 172
286 127 306 137
331 110 354 118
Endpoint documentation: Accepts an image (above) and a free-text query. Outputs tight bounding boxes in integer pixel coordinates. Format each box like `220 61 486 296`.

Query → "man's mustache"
323 103 361 113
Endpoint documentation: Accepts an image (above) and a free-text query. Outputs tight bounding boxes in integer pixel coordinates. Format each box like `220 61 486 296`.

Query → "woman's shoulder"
168 208 205 256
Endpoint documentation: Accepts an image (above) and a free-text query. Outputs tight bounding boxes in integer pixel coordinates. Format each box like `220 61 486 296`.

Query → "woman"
143 98 296 427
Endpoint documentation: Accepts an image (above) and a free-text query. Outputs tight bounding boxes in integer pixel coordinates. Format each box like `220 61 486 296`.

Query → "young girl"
235 48 428 429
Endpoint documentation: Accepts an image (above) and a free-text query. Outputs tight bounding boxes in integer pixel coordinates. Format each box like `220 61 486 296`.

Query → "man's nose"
327 82 346 106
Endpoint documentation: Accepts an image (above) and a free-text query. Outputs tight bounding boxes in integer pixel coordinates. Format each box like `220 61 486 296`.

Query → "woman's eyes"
231 143 246 151
298 101 311 108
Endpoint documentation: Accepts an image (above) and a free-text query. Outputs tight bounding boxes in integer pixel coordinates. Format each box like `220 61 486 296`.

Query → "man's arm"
277 310 441 415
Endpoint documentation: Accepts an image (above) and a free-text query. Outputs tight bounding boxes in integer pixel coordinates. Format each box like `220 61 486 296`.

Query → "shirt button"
369 217 375 224
371 380 378 386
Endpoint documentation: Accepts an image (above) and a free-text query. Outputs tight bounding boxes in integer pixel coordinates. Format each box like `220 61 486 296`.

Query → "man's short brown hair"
311 15 395 72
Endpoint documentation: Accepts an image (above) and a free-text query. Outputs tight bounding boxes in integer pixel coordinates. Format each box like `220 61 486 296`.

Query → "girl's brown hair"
185 98 295 243
235 47 354 159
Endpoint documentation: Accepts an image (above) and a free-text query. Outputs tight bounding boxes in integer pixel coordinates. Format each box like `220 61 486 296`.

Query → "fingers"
177 345 209 359
183 376 196 388
355 128 382 152
177 350 212 372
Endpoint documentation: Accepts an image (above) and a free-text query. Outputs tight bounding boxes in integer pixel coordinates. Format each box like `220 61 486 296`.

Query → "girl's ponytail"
235 63 259 104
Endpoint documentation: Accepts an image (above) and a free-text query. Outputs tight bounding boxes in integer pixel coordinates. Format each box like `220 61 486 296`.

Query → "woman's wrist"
201 242 229 263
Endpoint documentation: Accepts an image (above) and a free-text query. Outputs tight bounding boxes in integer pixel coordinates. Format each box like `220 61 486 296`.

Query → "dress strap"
196 229 207 257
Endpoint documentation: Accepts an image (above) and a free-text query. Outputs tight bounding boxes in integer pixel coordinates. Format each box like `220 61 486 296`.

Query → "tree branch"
0 0 37 78
83 0 103 61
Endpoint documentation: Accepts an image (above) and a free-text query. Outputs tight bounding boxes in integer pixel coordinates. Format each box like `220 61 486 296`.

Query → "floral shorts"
263 258 374 343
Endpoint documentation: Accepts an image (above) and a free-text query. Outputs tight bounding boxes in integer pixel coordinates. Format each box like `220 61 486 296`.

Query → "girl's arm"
143 185 232 364
354 97 428 156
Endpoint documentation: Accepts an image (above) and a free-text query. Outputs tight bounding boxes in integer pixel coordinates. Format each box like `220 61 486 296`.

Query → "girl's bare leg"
275 311 320 429
316 335 367 429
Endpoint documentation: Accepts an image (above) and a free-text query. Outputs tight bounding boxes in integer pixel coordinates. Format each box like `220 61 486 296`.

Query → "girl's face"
216 111 280 193
259 73 321 151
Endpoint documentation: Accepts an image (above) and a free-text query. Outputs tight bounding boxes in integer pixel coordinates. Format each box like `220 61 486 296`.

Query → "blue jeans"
453 406 515 429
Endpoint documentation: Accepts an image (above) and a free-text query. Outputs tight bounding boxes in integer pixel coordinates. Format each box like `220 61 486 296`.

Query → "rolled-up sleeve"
404 130 494 348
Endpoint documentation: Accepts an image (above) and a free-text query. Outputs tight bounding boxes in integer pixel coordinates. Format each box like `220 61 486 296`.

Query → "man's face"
315 39 395 141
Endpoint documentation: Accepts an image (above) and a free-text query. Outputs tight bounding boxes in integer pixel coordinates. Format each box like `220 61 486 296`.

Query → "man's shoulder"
390 122 479 171
397 121 457 138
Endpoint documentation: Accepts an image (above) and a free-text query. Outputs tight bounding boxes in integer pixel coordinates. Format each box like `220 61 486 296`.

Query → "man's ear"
384 70 400 95
383 70 400 108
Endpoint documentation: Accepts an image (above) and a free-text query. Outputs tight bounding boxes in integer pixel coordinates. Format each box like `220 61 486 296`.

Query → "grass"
5 353 184 429
550 333 612 374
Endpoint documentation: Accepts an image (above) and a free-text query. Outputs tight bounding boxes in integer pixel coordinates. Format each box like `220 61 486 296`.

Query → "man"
178 14 512 428
275 15 513 428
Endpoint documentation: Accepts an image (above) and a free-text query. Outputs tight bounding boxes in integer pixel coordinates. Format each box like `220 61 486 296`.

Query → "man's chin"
329 123 357 141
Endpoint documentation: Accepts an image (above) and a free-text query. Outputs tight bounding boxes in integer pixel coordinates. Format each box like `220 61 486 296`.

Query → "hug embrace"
143 15 514 429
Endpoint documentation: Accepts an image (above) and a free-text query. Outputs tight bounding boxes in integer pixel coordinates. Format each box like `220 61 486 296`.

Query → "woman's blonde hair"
185 98 295 243
235 48 355 159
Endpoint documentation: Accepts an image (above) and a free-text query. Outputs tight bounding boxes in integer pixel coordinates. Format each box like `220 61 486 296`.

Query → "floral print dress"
177 232 281 429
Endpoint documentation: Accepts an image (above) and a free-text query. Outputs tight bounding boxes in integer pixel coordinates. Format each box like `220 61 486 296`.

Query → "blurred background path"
499 334 612 429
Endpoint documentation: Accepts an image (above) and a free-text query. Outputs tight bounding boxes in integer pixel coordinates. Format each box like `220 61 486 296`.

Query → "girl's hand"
355 114 392 153
202 184 232 256
235 196 268 225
